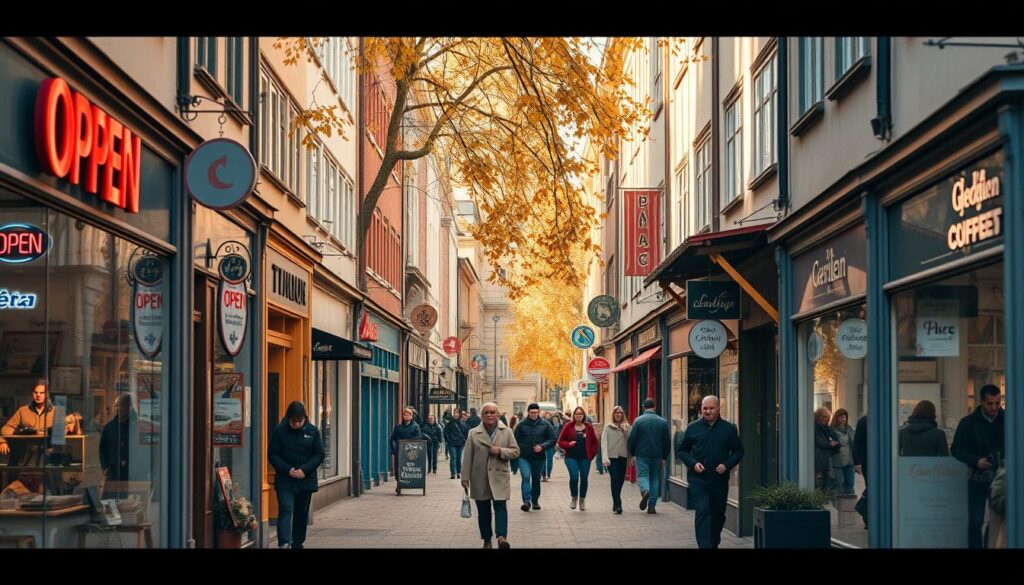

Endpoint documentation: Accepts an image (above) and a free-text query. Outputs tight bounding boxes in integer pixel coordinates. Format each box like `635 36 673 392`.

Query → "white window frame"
650 37 663 116
799 37 824 113
674 161 689 248
695 137 711 232
753 55 777 175
724 97 743 206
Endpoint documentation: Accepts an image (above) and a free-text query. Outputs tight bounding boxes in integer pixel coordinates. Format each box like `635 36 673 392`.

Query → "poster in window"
213 372 244 447
137 372 161 445
897 457 968 548
216 466 239 527
916 299 959 357
0 331 60 375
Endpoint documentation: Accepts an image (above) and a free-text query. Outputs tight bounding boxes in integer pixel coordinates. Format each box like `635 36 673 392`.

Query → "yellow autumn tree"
275 37 659 299
505 246 588 387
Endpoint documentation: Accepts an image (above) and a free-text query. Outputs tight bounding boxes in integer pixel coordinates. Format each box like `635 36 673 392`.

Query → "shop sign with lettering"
267 248 309 316
686 280 740 320
792 224 867 314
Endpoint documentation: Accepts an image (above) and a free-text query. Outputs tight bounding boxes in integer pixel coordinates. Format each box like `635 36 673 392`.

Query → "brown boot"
497 536 510 549
570 496 577 509
579 497 586 511
482 540 492 548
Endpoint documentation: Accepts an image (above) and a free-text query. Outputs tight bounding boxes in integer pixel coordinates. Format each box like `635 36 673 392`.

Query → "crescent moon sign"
208 156 233 189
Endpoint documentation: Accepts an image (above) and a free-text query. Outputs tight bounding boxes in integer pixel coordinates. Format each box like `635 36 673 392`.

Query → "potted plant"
751 482 831 549
213 488 257 549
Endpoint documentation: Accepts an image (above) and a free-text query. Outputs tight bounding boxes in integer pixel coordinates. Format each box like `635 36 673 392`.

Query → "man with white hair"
677 395 744 549
462 401 520 548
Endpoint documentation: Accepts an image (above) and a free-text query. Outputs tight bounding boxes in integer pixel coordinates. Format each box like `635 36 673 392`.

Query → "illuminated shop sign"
0 224 50 264
35 77 142 213
947 169 1002 252
0 289 37 309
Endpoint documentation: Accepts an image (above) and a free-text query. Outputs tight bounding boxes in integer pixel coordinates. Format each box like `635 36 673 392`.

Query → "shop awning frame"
643 224 779 323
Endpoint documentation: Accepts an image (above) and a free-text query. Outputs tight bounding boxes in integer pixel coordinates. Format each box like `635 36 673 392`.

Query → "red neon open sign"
34 77 141 213
0 224 50 264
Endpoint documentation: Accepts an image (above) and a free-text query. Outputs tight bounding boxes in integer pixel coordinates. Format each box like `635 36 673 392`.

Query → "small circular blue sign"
571 325 596 349
134 255 164 286
219 253 249 284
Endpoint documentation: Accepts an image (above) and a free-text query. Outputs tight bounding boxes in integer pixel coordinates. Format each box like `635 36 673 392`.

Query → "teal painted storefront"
359 315 400 491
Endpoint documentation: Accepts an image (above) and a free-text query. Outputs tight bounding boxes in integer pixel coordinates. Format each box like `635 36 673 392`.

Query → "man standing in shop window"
100 393 137 497
951 384 1005 549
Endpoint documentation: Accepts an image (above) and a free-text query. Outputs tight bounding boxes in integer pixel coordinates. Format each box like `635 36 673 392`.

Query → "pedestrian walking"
389 407 423 494
508 415 519 475
268 401 325 549
558 406 599 511
677 395 744 549
513 403 557 511
626 397 671 514
422 414 444 474
444 407 468 479
462 402 520 549
601 405 631 514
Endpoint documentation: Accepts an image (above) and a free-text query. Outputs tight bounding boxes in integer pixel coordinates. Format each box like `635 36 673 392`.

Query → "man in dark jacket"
100 393 137 497
627 398 671 514
467 408 481 429
443 407 468 479
951 384 1005 549
268 401 325 549
677 395 744 549
513 403 557 511
389 407 422 494
422 414 443 474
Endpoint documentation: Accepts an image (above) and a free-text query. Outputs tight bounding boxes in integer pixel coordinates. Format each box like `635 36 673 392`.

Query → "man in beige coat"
462 401 520 548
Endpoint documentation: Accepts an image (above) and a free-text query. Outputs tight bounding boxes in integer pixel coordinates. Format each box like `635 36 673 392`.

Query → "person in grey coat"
626 398 671 514
898 400 949 457
829 408 857 495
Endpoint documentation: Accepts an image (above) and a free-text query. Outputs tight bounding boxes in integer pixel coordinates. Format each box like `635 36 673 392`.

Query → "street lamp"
492 314 501 401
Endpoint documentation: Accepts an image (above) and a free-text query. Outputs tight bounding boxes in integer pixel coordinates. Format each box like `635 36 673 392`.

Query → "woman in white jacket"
601 405 631 514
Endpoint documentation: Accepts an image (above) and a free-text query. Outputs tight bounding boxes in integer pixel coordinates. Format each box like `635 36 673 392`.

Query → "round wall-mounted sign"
836 318 868 360
185 138 257 210
443 336 461 356
133 255 164 286
587 295 620 327
411 304 438 334
219 280 248 356
219 253 250 284
688 320 728 359
571 325 596 349
807 332 824 364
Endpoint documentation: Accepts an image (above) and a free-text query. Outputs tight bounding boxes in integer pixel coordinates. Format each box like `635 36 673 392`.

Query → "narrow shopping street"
303 457 753 548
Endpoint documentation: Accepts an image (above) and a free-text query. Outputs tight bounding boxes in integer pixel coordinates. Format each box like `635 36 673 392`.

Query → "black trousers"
689 478 728 549
608 457 627 510
276 488 312 548
968 480 992 549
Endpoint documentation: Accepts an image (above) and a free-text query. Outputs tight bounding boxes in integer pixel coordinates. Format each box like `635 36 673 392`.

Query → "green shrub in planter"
751 483 831 548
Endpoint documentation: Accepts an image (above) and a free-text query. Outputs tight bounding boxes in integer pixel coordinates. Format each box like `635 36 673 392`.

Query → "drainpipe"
711 37 721 231
871 37 892 141
776 37 790 213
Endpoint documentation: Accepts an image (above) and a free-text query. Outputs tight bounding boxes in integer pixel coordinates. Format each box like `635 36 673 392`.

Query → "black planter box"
753 508 831 548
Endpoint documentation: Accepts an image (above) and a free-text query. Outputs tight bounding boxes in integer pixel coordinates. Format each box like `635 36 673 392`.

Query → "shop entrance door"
191 275 216 548
264 308 301 520
738 324 778 536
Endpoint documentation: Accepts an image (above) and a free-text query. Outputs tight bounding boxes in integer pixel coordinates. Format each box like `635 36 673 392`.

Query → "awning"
609 356 635 373
312 328 373 361
643 224 772 288
631 346 661 367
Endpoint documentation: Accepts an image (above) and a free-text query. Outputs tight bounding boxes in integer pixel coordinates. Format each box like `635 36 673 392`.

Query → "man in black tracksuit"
951 384 1005 549
513 403 557 511
268 401 325 549
421 414 444 474
677 395 744 549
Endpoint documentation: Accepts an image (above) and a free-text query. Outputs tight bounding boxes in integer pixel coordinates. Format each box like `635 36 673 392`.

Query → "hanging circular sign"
587 357 610 382
133 255 164 286
587 295 620 327
219 280 248 356
571 325 596 349
219 253 249 285
443 336 461 356
688 320 728 359
185 138 257 210
472 353 488 370
807 332 824 364
411 303 438 335
836 318 868 360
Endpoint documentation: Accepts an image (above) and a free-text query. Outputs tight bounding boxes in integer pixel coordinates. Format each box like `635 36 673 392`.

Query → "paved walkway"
303 454 754 548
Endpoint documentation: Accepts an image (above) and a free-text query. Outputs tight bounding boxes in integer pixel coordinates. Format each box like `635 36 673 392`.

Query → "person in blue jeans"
514 404 557 511
627 397 671 514
268 401 325 549
558 407 599 510
541 412 556 480
443 407 468 479
677 395 744 549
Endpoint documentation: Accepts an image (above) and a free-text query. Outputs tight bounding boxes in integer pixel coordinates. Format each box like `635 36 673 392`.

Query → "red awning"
609 356 635 373
631 346 661 367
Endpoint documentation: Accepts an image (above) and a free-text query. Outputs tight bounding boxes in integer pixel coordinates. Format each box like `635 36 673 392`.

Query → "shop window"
799 304 868 548
892 262 1005 548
